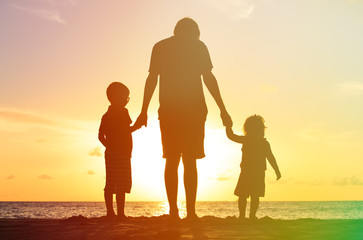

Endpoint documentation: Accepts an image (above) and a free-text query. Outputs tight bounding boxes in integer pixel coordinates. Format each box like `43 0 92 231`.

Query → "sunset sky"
1 0 363 202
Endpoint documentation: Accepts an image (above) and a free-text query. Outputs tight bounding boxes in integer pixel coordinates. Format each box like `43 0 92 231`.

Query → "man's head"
174 17 200 40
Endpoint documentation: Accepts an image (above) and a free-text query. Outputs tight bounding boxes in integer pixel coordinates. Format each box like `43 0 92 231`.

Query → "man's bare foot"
184 213 199 224
117 214 127 221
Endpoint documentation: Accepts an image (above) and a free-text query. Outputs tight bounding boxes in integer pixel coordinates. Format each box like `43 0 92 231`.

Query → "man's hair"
174 17 200 40
106 82 129 104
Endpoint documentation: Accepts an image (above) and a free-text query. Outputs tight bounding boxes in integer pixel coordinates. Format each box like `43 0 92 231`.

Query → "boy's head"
243 115 266 138
106 82 130 106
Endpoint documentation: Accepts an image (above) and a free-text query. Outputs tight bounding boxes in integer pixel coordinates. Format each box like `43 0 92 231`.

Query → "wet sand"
0 215 362 240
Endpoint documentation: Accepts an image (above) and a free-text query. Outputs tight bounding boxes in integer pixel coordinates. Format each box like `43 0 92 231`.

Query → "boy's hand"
275 170 281 180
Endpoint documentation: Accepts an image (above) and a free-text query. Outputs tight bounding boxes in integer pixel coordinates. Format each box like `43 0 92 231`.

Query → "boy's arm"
130 124 140 133
266 143 281 180
226 126 245 143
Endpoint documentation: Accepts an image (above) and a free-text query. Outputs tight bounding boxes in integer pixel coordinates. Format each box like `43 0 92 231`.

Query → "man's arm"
202 71 232 127
134 72 159 127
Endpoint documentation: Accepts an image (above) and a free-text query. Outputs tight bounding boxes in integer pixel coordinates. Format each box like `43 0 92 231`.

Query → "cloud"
259 84 277 92
67 0 78 5
6 175 15 180
297 123 324 142
216 176 231 181
38 174 53 180
339 82 363 95
347 0 363 3
89 147 102 157
215 170 234 181
266 176 294 184
206 0 256 19
0 108 58 126
332 176 363 186
87 170 95 175
297 123 356 144
0 107 86 133
35 0 79 5
10 4 67 24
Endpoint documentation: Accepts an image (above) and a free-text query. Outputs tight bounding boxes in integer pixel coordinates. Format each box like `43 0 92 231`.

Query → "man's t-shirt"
149 36 213 121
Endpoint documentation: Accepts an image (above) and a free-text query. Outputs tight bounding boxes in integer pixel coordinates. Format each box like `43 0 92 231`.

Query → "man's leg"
182 157 198 218
165 157 181 217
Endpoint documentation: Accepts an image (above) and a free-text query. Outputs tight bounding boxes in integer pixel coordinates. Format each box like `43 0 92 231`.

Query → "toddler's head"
106 82 130 107
243 115 266 138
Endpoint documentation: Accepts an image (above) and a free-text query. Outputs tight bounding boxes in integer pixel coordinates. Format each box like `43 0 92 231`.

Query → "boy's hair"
243 115 266 137
174 17 200 40
106 82 129 104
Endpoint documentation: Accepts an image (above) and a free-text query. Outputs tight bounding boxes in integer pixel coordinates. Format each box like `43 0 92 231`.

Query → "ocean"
0 201 362 220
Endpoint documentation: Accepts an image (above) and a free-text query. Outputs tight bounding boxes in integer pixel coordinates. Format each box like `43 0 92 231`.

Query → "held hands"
134 112 148 128
221 110 233 127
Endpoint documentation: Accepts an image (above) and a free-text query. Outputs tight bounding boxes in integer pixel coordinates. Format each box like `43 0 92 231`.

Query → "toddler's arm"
226 126 245 143
266 143 281 180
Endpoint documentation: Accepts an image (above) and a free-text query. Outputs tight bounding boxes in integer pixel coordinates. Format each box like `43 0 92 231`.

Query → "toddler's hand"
221 111 233 127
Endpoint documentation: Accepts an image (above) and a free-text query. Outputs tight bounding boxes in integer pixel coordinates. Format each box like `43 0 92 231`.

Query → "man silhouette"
136 18 232 221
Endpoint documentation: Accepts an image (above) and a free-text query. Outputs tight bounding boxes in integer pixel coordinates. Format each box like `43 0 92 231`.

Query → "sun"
128 121 239 201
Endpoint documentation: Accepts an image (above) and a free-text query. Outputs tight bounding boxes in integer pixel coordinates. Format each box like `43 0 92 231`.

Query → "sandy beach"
0 215 362 240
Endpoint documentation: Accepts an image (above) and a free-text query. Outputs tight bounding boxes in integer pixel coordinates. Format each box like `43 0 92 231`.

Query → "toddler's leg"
116 193 126 218
104 190 115 217
250 196 260 219
238 197 247 219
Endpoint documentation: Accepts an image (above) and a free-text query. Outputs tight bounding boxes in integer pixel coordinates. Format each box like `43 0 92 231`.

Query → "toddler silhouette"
226 115 281 220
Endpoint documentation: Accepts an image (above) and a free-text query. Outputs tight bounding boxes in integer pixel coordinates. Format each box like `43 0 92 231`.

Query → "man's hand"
275 170 281 180
135 112 148 128
221 110 233 127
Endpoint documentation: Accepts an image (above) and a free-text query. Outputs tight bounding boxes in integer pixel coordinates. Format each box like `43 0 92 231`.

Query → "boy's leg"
250 196 260 219
238 197 247 219
182 157 198 219
165 157 181 217
104 190 115 216
116 192 126 217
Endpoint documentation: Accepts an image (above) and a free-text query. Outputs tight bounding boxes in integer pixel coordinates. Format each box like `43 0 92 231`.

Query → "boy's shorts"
159 119 205 160
104 152 131 194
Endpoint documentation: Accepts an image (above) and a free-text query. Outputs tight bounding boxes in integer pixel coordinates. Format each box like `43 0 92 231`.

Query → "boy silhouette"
98 82 139 219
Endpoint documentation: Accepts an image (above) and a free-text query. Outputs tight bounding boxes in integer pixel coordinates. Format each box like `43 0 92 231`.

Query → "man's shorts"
159 119 205 160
